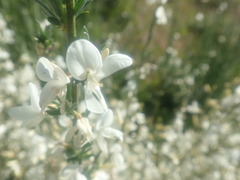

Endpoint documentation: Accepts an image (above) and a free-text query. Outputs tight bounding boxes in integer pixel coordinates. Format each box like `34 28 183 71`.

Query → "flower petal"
52 64 70 83
77 118 94 141
61 164 88 180
36 57 54 82
65 126 78 143
8 105 45 128
73 133 82 149
24 113 45 129
39 80 66 110
96 109 113 130
29 83 41 111
84 85 108 113
99 54 132 79
101 127 123 141
66 39 102 80
96 135 108 154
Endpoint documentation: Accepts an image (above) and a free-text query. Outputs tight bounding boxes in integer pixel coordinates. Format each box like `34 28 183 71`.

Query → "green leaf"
78 10 89 16
46 109 61 116
75 0 93 19
81 154 92 160
35 0 56 17
74 0 85 14
47 0 62 18
47 16 62 26
81 142 92 152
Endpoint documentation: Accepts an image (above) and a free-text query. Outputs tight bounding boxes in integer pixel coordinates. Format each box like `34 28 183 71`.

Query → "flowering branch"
9 0 133 179
66 0 78 109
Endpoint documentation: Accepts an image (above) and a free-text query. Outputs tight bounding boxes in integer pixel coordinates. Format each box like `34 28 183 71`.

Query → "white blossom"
94 109 123 154
155 6 168 25
8 83 45 128
36 57 70 109
65 117 94 145
66 39 132 113
61 164 87 180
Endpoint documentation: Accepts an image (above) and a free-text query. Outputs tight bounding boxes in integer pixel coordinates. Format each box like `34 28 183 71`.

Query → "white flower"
155 6 168 25
61 164 87 180
146 0 168 5
8 83 45 128
94 109 123 154
65 117 94 146
36 57 70 109
66 39 132 113
93 170 109 180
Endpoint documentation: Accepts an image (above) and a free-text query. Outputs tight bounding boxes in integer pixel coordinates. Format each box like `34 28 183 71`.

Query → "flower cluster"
8 39 132 178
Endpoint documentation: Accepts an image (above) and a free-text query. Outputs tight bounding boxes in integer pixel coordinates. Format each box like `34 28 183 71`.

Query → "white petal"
52 64 70 83
91 85 108 110
36 57 54 82
29 83 41 111
62 165 87 180
9 105 37 120
24 113 45 129
96 135 108 154
77 118 94 141
65 126 78 143
96 109 113 130
8 106 45 128
66 39 102 80
39 80 66 110
76 173 88 180
84 85 108 113
73 133 82 149
101 127 123 141
99 54 132 79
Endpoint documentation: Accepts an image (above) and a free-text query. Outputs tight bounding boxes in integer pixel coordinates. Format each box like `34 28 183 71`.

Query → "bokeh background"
0 0 240 179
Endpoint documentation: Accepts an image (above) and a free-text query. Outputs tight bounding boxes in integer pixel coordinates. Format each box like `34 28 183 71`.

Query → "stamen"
86 70 103 87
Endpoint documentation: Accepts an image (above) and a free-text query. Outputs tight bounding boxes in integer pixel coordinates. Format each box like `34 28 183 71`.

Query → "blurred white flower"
155 6 168 25
110 144 126 174
61 164 87 180
146 0 167 5
58 115 72 127
146 0 156 4
0 47 10 60
36 57 70 109
18 64 36 84
195 12 204 21
186 101 201 114
3 60 14 71
9 83 45 128
6 160 21 177
218 35 226 43
94 109 123 154
0 13 14 43
39 19 50 31
93 170 109 180
55 55 67 69
161 0 168 4
66 39 132 113
0 75 17 94
0 13 6 29
19 53 32 63
219 2 228 12
65 117 94 145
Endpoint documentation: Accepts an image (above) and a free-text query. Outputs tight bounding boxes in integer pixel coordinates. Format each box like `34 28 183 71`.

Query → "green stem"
66 0 78 107
66 0 76 45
